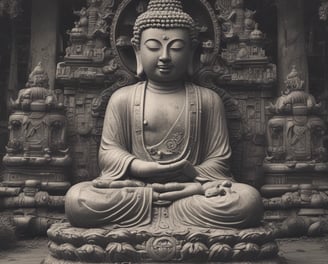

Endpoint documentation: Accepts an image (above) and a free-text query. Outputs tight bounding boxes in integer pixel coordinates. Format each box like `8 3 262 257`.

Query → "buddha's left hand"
92 179 145 188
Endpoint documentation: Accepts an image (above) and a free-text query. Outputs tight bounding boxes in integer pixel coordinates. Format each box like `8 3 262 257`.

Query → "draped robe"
65 82 263 228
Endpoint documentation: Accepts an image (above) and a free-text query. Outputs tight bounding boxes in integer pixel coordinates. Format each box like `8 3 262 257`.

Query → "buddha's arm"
150 182 204 201
97 89 136 181
128 159 197 181
194 90 233 183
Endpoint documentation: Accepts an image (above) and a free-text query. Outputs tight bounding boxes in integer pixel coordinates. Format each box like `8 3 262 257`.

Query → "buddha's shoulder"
109 82 145 103
191 83 223 104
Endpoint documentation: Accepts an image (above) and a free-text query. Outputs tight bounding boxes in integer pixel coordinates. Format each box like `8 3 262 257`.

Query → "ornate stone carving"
262 66 328 226
2 63 71 189
264 66 328 168
45 221 279 263
199 0 277 86
0 63 68 235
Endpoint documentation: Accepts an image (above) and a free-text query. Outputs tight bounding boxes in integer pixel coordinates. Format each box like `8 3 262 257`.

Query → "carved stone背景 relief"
264 66 328 176
0 63 71 235
46 1 279 263
2 62 71 188
262 65 328 228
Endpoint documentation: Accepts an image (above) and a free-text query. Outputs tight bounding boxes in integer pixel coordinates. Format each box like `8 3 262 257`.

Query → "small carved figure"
244 9 256 31
265 66 328 163
74 7 88 28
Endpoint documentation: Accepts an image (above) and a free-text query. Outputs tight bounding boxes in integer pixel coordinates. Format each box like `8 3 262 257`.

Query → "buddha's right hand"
129 159 196 180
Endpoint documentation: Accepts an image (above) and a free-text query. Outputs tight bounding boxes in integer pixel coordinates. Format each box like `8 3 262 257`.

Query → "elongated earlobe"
136 53 144 77
133 45 144 78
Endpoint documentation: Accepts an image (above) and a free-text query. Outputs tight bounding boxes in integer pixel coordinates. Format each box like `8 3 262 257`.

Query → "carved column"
277 0 308 94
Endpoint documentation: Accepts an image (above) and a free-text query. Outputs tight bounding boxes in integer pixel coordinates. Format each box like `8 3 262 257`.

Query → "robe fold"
65 82 263 228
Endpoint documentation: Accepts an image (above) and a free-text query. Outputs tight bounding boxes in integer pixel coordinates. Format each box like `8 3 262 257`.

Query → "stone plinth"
45 208 278 263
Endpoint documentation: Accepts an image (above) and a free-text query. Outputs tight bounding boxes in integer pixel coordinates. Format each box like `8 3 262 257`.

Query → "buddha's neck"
147 80 184 93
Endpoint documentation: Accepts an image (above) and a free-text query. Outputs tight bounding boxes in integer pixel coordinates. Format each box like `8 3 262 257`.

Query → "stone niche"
56 0 276 184
262 66 328 226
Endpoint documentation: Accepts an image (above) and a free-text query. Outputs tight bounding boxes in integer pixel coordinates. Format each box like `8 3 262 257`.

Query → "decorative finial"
26 62 49 88
131 0 197 47
284 65 304 92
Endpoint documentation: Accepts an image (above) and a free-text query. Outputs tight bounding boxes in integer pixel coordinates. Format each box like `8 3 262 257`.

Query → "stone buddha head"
131 0 198 83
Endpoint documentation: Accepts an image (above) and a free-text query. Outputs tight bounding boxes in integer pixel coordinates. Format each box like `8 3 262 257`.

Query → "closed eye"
170 40 185 51
145 40 162 51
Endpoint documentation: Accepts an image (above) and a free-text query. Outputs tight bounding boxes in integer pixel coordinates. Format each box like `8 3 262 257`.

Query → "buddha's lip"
157 64 173 69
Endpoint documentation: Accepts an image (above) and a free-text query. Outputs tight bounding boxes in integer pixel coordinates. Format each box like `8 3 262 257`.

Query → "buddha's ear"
133 45 144 77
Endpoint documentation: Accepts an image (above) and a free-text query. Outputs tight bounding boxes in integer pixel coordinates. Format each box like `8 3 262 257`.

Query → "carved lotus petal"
82 229 107 247
48 241 60 258
258 242 279 259
208 230 237 246
307 221 323 237
58 243 77 260
186 231 208 244
208 243 233 261
239 228 272 244
105 229 132 242
232 242 260 261
76 244 105 262
59 227 84 247
105 242 139 262
180 242 208 260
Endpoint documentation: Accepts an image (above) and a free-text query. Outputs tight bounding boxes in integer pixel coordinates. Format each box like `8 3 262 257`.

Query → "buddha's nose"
159 48 171 63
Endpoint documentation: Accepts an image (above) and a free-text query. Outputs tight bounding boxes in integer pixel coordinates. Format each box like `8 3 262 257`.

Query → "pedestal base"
44 255 281 264
45 220 278 263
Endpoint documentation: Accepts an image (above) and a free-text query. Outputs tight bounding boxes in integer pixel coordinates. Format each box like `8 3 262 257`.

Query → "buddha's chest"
143 90 185 146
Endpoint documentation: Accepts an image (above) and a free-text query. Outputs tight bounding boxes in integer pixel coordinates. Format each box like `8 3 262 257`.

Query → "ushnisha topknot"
132 0 198 48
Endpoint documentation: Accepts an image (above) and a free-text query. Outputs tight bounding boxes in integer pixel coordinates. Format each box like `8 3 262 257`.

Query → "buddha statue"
65 0 263 229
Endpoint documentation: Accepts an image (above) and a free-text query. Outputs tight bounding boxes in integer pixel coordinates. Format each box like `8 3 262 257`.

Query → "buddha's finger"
92 179 112 188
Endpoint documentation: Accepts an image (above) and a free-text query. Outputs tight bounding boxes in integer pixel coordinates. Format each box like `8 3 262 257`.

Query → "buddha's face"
137 28 192 83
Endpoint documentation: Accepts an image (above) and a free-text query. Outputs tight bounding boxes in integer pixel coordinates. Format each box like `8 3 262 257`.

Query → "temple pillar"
30 0 58 90
277 0 308 93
